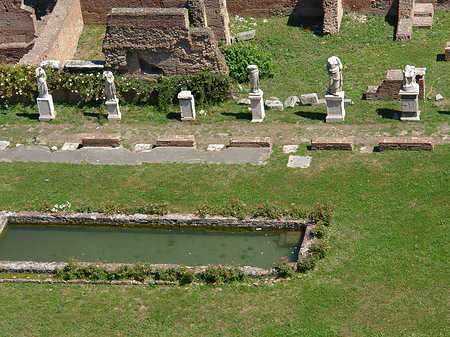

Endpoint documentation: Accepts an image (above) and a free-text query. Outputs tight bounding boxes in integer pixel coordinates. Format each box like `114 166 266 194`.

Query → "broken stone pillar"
399 65 420 121
35 67 55 122
178 90 196 121
322 0 343 35
247 65 264 122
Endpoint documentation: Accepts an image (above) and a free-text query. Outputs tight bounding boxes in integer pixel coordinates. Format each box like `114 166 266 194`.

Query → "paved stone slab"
156 135 195 147
61 143 79 151
282 145 299 154
236 29 256 41
0 141 10 150
134 144 152 152
0 146 271 166
64 60 105 70
287 156 311 168
359 146 374 153
207 144 225 151
237 98 251 105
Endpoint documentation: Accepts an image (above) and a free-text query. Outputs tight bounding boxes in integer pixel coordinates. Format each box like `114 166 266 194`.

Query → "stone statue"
326 56 343 95
247 65 260 94
35 67 49 98
102 71 117 102
402 65 416 91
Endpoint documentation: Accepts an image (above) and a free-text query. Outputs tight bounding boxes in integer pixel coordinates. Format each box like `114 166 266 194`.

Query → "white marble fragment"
287 156 311 168
134 144 152 152
282 145 299 154
207 144 225 151
62 143 79 151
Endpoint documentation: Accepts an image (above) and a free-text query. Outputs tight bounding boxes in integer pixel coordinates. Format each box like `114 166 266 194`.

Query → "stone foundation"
229 137 272 148
378 137 434 151
323 0 343 35
156 135 196 147
81 135 122 147
311 137 353 150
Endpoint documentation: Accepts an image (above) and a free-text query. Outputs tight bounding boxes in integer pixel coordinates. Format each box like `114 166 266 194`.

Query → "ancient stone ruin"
0 0 37 63
102 8 228 76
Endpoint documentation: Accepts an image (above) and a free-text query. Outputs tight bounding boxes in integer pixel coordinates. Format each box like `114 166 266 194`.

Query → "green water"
0 225 303 269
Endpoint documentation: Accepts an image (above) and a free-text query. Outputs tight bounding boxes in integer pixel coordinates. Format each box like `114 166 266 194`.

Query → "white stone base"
178 91 196 121
325 91 345 123
106 99 121 121
399 85 420 122
249 90 265 122
37 95 55 122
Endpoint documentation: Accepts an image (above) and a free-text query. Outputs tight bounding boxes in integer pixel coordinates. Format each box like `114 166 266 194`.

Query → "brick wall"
323 0 343 35
0 0 36 44
19 0 84 65
102 8 228 76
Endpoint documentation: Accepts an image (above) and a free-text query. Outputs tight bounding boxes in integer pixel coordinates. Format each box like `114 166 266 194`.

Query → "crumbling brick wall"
0 0 36 63
102 8 228 76
79 0 230 44
19 0 83 65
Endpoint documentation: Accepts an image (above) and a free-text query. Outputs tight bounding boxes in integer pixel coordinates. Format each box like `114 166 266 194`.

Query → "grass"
73 25 106 60
0 10 450 336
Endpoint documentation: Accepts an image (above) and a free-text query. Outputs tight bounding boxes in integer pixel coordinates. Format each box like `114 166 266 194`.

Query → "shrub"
310 202 335 226
154 268 178 282
276 256 295 278
220 41 274 83
296 256 316 273
309 240 330 259
177 267 196 285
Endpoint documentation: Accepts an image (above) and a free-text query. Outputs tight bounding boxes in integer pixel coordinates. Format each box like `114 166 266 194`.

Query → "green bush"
296 256 316 273
0 65 232 107
276 256 295 278
220 41 274 83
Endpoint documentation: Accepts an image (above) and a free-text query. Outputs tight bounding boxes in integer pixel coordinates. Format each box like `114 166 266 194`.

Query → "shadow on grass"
436 54 446 62
384 15 398 40
166 112 180 121
376 108 399 120
438 110 450 115
83 112 107 120
16 112 39 120
287 15 323 36
221 112 251 121
295 111 325 121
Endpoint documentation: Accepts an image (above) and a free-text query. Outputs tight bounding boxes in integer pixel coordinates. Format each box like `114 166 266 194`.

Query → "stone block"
325 91 345 123
229 137 272 148
134 144 152 151
0 141 10 150
282 145 299 154
156 135 196 147
237 98 251 105
64 60 105 71
61 142 79 151
311 137 353 151
396 18 412 41
365 86 379 100
399 84 420 121
249 90 265 122
287 156 311 168
106 99 121 121
82 135 122 147
284 96 298 108
37 95 55 122
40 60 61 70
312 99 327 107
265 99 284 111
378 137 434 151
445 42 450 61
178 90 196 121
207 144 225 151
236 29 256 41
300 93 319 105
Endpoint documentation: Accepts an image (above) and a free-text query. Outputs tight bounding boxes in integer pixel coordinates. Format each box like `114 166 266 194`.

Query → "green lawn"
0 11 450 337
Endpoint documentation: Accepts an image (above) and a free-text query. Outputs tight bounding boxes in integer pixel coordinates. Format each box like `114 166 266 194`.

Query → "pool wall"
0 211 316 277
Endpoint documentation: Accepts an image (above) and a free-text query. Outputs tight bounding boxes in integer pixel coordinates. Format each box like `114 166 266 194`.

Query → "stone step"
413 3 434 17
378 137 434 151
81 135 121 147
229 137 272 148
412 16 433 28
445 42 450 61
156 135 196 147
396 19 412 41
310 137 354 151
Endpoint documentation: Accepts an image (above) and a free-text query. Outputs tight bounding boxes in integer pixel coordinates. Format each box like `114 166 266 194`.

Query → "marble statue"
326 56 343 95
247 65 260 94
102 71 117 102
35 67 49 98
402 65 416 91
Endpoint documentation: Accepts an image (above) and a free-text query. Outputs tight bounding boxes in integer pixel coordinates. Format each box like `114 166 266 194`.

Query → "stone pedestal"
178 90 196 121
325 91 345 123
37 94 55 122
399 84 420 121
249 90 265 122
106 99 121 121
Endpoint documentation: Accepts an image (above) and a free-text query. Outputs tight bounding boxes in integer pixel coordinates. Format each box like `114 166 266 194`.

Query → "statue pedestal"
325 91 345 123
249 90 265 122
399 84 420 122
106 99 121 121
178 90 196 121
37 94 55 122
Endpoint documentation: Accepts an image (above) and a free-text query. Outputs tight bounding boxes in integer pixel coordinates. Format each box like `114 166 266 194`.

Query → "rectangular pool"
0 224 303 269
